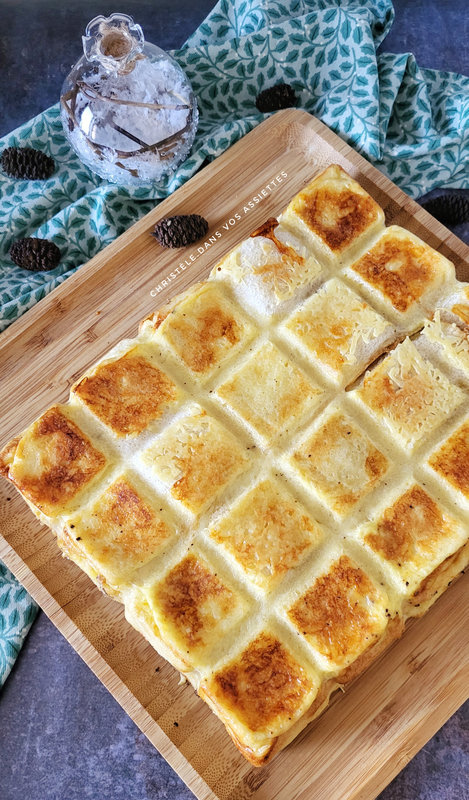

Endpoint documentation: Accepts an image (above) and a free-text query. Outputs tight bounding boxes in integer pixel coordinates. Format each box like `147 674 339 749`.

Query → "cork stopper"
100 31 132 60
82 12 144 72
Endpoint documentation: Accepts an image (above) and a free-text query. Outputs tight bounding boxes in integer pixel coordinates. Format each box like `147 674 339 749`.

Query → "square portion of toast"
279 164 384 267
279 277 395 386
345 225 455 328
286 404 389 519
350 338 465 452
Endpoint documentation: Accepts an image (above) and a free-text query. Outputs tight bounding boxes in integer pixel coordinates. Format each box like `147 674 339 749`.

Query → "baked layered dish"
1 164 468 765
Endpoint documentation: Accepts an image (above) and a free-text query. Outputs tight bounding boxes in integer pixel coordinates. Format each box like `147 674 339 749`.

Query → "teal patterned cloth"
0 564 38 686
1 0 468 685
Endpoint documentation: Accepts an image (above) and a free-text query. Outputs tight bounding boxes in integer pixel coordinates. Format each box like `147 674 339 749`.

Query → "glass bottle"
60 12 198 185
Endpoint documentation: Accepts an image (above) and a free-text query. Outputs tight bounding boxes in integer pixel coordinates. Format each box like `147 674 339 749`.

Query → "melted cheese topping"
140 406 249 514
154 282 256 379
354 338 465 450
349 226 454 315
73 343 182 436
281 164 384 257
287 556 388 669
360 484 468 596
4 406 108 516
209 478 323 593
283 278 394 382
215 341 324 442
62 474 175 595
290 409 389 517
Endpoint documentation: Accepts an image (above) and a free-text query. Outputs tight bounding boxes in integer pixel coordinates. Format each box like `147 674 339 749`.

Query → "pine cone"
255 83 297 113
1 147 55 180
420 194 469 226
152 214 209 248
10 238 61 271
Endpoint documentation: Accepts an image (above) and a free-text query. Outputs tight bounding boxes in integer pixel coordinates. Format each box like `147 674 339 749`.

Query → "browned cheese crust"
352 235 440 312
288 556 388 666
294 181 380 252
73 350 179 436
1 407 107 516
428 419 469 500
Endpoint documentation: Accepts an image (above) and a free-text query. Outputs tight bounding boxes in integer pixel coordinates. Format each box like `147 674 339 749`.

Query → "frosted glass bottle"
60 12 198 185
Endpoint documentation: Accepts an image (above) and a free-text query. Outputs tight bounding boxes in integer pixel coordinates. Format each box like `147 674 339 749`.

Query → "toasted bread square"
147 282 256 381
200 631 321 761
128 550 249 670
345 226 455 328
0 405 109 517
72 342 184 436
353 482 469 610
279 164 384 267
287 405 389 518
214 340 325 443
280 278 395 385
59 472 176 597
285 554 390 673
140 405 249 515
208 477 323 593
352 338 465 452
211 217 325 317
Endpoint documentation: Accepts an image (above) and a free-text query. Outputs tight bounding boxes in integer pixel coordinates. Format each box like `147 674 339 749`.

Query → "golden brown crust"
5 407 107 516
215 341 323 443
171 307 240 374
288 556 388 666
452 303 469 325
291 411 389 516
283 278 393 381
337 613 405 684
60 476 175 596
352 234 438 312
356 339 464 450
141 408 249 514
209 479 323 592
73 349 179 436
152 553 238 650
250 216 306 265
292 173 381 253
138 281 206 333
255 676 339 765
154 283 252 378
365 485 447 564
428 419 469 499
206 633 316 735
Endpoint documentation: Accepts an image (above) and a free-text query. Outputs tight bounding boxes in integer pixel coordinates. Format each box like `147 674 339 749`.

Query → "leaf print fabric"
1 0 468 684
0 564 37 686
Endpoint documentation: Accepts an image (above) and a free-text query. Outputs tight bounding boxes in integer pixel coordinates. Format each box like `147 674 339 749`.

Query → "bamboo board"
0 109 468 800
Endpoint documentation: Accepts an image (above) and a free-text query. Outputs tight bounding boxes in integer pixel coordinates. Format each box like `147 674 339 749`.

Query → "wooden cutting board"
1 109 468 800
